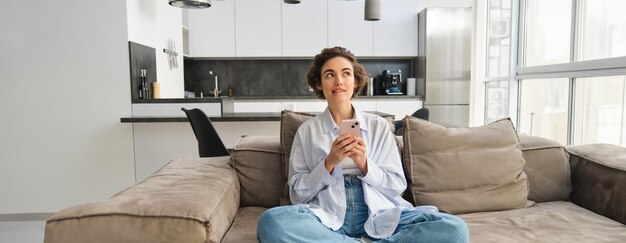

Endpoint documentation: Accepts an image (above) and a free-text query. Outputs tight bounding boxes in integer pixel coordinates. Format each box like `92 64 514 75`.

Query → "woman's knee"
258 207 286 231
441 214 469 242
258 206 306 232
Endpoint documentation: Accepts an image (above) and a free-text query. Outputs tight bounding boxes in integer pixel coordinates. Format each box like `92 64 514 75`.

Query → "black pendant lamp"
284 0 301 3
364 0 380 21
169 0 211 9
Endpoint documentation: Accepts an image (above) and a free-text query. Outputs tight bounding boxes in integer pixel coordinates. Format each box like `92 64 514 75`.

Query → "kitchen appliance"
416 8 472 127
382 70 403 95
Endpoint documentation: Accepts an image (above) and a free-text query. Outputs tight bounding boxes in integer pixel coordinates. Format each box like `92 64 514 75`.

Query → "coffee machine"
381 70 403 95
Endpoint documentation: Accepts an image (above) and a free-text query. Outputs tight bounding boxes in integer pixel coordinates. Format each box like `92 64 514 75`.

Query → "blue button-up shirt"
289 106 437 239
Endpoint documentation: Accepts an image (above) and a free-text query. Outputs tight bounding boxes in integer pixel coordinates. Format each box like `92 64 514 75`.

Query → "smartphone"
339 119 360 137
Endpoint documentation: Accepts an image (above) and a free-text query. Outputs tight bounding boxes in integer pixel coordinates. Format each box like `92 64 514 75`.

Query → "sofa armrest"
566 144 626 225
45 156 240 243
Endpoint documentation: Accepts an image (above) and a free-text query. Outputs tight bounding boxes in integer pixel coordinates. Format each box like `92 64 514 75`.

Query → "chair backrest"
412 108 429 121
181 108 230 157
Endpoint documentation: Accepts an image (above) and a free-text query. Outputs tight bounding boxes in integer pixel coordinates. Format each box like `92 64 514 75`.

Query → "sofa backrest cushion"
231 136 284 208
519 134 571 202
280 110 316 205
402 117 533 214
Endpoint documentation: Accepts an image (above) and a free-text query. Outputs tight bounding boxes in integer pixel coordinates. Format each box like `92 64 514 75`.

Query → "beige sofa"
45 123 626 242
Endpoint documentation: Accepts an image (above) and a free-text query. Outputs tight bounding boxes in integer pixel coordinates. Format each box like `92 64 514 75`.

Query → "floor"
0 221 45 243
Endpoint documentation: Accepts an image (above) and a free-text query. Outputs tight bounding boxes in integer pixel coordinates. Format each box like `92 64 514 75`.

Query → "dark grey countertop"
231 95 422 100
131 95 422 103
132 97 222 103
120 111 394 123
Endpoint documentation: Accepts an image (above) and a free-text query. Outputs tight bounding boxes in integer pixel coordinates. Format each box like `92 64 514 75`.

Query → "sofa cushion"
519 134 571 203
280 110 316 178
402 117 532 214
232 136 283 208
567 144 626 225
44 157 239 243
280 110 316 205
221 207 266 243
458 201 626 242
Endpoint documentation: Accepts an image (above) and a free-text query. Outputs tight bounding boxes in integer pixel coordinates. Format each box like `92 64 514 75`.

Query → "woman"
257 47 468 242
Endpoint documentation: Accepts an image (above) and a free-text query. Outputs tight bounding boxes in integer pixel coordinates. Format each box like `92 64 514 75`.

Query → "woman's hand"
350 137 368 175
325 134 357 173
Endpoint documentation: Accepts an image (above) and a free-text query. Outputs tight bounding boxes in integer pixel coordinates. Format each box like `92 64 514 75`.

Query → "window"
484 0 513 124
515 0 626 145
523 0 571 66
573 75 626 145
485 81 510 123
518 78 569 145
487 0 512 77
577 0 626 61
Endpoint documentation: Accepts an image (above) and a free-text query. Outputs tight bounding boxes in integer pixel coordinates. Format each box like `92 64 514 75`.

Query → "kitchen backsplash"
184 59 412 97
129 42 157 101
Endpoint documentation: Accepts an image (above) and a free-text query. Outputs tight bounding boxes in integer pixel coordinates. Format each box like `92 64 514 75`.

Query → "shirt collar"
320 105 369 134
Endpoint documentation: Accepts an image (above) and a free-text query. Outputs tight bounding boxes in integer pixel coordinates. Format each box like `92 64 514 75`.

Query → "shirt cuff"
307 157 337 187
358 155 384 187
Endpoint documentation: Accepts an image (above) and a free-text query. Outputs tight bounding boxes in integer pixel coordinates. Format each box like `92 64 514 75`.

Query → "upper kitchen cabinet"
282 0 328 57
328 0 373 56
235 0 282 57
373 0 418 56
187 1 236 57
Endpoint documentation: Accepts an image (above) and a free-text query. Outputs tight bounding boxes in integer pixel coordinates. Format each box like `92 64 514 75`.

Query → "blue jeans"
257 175 468 243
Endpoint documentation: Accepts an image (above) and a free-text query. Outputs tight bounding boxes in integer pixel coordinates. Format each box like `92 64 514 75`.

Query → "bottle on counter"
139 69 148 99
227 85 233 97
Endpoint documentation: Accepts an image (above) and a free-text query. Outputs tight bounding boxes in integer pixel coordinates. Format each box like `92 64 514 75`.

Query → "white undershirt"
339 158 361 175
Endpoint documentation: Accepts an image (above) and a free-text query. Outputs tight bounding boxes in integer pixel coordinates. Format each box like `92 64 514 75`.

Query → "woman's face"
317 56 356 105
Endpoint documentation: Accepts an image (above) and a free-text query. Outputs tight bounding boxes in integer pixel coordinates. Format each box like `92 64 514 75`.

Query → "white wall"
0 1 135 214
127 0 184 98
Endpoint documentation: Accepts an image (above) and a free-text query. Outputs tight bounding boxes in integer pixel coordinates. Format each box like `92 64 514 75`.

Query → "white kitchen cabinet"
187 1 236 57
352 100 377 112
235 0 282 57
132 121 280 182
282 100 327 112
282 0 328 57
328 0 373 56
187 0 420 58
375 99 423 120
373 0 419 56
234 101 282 112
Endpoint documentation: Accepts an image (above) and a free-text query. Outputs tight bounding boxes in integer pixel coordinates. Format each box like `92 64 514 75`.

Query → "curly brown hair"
306 47 368 100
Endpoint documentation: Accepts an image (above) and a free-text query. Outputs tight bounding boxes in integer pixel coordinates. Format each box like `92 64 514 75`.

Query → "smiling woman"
255 47 469 242
306 47 368 101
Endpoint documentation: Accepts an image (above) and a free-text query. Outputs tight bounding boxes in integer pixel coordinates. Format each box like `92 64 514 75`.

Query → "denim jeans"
257 175 468 243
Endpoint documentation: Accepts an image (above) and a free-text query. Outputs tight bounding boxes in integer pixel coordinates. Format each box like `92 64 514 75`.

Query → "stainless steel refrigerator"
416 7 472 127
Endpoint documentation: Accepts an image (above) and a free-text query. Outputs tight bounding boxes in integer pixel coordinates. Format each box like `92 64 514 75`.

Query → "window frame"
515 0 626 145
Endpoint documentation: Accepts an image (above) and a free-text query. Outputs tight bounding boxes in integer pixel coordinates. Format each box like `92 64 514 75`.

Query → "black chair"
412 107 429 121
394 108 430 135
181 108 230 157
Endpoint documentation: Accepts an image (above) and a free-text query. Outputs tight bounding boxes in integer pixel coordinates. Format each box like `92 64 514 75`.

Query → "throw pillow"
402 117 533 214
279 110 315 205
